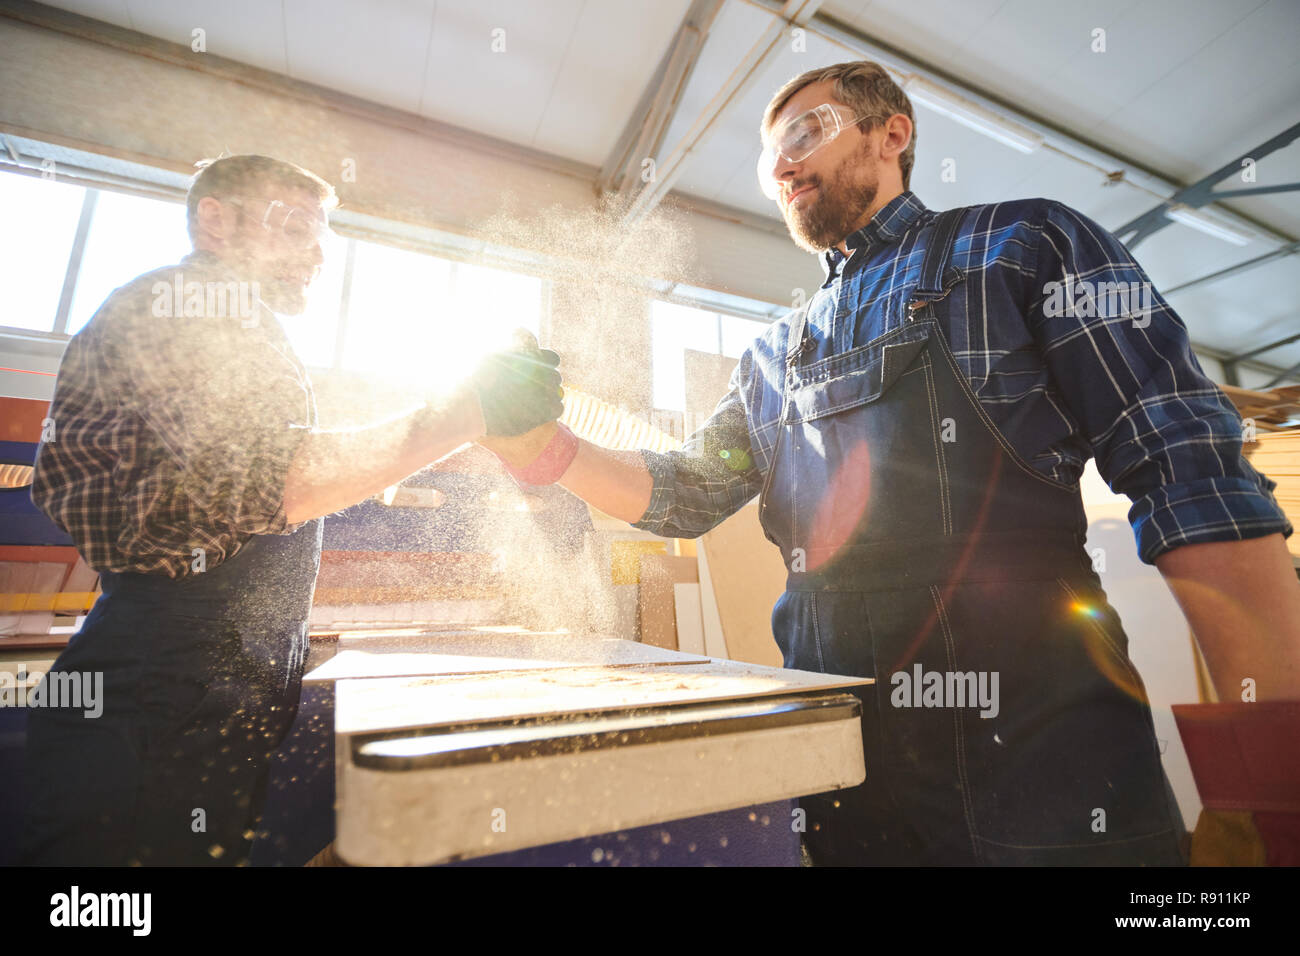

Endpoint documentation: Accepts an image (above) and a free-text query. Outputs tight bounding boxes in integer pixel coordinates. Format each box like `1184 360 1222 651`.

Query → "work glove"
469 330 565 437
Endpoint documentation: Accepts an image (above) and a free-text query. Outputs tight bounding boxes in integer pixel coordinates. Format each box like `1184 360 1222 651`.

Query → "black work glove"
470 333 564 437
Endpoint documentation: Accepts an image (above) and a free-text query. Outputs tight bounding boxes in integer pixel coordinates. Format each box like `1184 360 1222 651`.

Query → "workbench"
293 627 870 866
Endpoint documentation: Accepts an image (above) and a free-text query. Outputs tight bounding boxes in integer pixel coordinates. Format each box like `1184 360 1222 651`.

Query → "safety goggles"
226 196 332 247
757 103 878 200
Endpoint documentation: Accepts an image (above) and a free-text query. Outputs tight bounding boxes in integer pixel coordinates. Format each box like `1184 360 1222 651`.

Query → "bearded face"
246 253 317 316
779 136 879 253
221 191 325 316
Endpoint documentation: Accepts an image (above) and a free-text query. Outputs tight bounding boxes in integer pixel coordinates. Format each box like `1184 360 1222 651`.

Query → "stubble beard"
260 278 308 316
781 151 879 254
226 244 311 316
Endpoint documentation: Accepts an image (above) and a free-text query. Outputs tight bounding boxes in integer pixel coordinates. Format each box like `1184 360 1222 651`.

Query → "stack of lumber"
1243 432 1300 540
1223 386 1299 559
1236 391 1300 560
1221 384 1300 432
561 387 682 453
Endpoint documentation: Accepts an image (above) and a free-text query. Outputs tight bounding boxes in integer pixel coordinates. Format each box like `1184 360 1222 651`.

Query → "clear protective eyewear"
757 103 878 200
226 196 332 247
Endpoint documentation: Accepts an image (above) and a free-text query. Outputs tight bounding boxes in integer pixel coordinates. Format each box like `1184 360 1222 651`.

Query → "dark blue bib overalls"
761 208 1187 865
21 478 322 865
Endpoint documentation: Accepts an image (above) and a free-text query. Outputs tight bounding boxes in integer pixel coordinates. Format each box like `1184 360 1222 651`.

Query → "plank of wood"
696 543 729 659
673 583 706 655
1221 384 1300 423
0 634 71 650
1243 432 1300 558
698 504 786 667
305 630 707 682
682 351 786 668
335 659 873 735
638 554 697 649
63 555 100 596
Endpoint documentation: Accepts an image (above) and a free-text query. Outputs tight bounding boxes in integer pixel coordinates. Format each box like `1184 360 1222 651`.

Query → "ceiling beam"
619 0 826 227
1161 240 1300 297
0 0 824 306
1224 330 1300 366
597 0 726 197
1220 329 1300 386
1262 357 1300 389
1114 121 1300 249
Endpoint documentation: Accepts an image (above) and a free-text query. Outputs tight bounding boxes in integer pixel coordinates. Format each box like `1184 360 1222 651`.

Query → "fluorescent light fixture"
903 76 1044 154
1164 203 1254 246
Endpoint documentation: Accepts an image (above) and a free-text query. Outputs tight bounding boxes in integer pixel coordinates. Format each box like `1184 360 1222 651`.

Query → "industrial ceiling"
25 0 1300 380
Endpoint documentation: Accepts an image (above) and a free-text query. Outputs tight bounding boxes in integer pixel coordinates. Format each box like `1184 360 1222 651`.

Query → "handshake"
466 331 577 485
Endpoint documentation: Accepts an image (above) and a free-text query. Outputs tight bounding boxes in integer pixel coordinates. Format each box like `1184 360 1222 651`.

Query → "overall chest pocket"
785 323 932 425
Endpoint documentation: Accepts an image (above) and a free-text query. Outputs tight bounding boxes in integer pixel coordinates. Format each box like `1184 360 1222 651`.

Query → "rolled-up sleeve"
1029 200 1291 564
633 371 765 539
115 299 313 537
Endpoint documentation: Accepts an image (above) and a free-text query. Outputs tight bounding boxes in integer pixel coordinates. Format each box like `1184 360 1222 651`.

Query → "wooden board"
335 659 872 735
696 545 729 659
683 349 739 436
673 583 705 655
637 554 698 649
682 351 786 668
305 630 708 683
1243 431 1300 559
698 505 786 667
1222 384 1300 426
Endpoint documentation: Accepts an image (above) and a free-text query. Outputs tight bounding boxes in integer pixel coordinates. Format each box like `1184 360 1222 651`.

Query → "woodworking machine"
304 628 869 866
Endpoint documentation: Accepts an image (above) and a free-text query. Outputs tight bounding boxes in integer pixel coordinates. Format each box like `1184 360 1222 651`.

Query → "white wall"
1080 461 1203 827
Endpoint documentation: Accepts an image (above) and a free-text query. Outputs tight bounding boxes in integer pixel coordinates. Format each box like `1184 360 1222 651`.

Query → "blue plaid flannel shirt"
634 191 1291 564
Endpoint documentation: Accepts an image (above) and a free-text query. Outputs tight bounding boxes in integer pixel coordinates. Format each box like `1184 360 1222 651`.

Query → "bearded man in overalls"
482 61 1299 865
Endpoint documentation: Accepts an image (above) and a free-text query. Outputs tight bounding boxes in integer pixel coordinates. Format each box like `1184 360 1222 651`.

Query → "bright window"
66 189 190 335
721 314 767 358
651 300 769 411
450 260 542 345
652 300 720 412
0 171 86 333
277 228 348 369
339 246 542 387
0 167 542 391
340 240 455 380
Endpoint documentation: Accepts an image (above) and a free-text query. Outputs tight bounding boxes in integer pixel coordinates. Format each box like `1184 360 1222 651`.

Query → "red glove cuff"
499 423 579 486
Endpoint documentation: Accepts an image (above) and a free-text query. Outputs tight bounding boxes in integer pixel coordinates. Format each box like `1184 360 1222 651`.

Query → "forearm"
1155 533 1300 700
479 423 653 523
283 388 483 524
557 440 654 524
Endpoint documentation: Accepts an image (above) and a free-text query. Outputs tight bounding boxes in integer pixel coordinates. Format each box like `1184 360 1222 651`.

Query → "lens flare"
1068 596 1148 704
804 439 871 571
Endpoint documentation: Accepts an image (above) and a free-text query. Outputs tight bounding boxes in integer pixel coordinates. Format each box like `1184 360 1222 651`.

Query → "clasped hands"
468 331 575 483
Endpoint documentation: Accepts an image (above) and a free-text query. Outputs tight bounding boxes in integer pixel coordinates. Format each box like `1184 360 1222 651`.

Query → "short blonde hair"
762 61 916 190
187 154 337 243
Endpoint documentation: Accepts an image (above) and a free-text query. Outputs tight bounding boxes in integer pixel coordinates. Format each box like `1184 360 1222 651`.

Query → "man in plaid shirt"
483 61 1300 865
22 155 563 865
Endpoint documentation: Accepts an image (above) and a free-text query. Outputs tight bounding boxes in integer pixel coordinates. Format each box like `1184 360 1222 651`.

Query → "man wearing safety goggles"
220 193 335 315
481 60 1298 866
756 100 884 242
23 154 563 865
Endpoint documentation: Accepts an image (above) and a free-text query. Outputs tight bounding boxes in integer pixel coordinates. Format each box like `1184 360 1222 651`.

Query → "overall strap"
785 302 811 367
914 206 969 296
